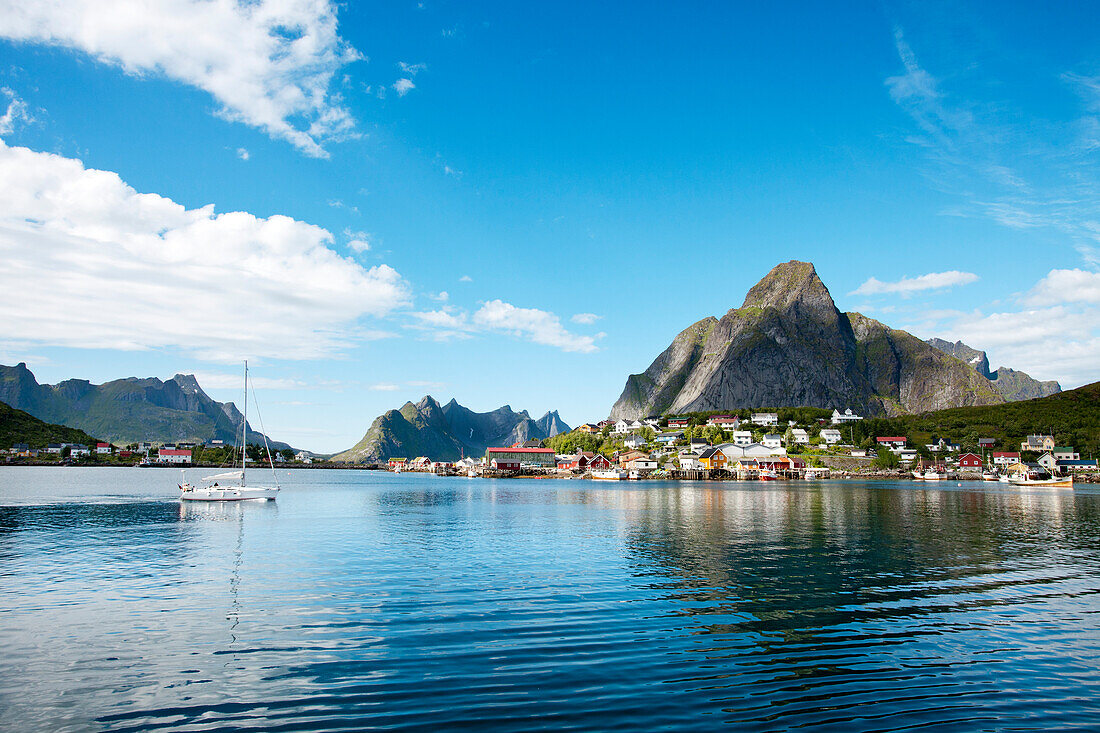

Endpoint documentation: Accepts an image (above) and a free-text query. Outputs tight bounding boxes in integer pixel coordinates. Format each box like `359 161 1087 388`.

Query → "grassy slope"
863 380 1100 455
1 400 99 449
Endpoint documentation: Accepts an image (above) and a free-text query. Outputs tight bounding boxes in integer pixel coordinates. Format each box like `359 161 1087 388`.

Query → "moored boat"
591 469 627 481
180 361 279 503
1009 472 1073 488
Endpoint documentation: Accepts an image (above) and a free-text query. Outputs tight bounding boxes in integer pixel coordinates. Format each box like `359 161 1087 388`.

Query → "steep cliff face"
332 397 571 463
609 261 1008 419
925 338 992 379
924 338 1061 401
988 367 1062 401
0 363 288 447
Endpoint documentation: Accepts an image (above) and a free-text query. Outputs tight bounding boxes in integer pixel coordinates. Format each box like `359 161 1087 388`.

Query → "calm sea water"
2 468 1100 731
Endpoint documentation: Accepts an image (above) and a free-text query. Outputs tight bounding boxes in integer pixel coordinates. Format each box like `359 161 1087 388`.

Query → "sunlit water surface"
2 467 1100 731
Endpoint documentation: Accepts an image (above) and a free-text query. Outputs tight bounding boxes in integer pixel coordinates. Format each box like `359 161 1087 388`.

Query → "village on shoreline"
5 406 1098 485
375 407 1100 484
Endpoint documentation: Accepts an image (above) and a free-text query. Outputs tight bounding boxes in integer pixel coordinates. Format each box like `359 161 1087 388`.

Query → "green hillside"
1 400 99 449
854 380 1100 455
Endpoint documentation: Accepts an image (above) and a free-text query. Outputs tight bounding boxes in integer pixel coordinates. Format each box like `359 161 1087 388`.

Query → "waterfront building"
486 447 556 470
958 453 984 469
156 448 191 464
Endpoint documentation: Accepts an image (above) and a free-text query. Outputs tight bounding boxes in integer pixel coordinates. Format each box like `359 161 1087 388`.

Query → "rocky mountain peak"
740 260 837 317
171 373 206 396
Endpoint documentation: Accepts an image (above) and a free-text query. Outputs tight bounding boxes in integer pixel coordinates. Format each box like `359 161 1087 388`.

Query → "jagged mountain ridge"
925 338 1061 401
0 363 289 448
610 261 1009 419
332 396 570 463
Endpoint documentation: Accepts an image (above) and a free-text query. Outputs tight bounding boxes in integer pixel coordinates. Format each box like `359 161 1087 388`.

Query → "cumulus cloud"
0 88 31 134
236 147 249 161
571 312 600 325
407 301 598 353
459 275 473 282
393 78 415 96
344 229 371 252
1025 269 1100 306
0 139 409 361
0 0 361 157
850 270 979 296
472 300 597 353
940 305 1100 386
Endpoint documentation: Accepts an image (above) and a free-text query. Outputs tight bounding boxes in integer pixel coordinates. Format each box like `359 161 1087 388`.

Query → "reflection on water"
1 469 1099 731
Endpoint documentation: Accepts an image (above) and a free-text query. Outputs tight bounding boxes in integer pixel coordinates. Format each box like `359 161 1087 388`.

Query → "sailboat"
180 361 280 502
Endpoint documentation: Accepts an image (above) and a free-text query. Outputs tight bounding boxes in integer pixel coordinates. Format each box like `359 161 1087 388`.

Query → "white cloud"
344 229 371 252
1025 269 1100 306
571 312 600 325
236 147 249 161
0 139 409 361
428 291 449 302
0 88 31 134
397 62 426 76
407 300 597 352
393 78 415 96
850 271 979 296
407 308 475 341
369 383 400 391
941 305 1100 386
459 275 473 282
472 300 597 353
191 371 306 390
0 0 360 157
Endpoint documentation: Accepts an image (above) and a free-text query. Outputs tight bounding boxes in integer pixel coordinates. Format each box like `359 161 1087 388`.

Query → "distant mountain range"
0 363 289 448
332 396 570 463
610 260 1054 420
924 338 1060 401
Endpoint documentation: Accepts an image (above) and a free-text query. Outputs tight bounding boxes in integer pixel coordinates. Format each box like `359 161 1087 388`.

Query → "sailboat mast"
242 360 248 483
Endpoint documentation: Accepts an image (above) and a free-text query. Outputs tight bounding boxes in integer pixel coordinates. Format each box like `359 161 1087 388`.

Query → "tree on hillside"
873 450 900 469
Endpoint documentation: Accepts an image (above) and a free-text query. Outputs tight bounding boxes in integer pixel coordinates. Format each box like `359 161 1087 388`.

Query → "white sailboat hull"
180 485 278 501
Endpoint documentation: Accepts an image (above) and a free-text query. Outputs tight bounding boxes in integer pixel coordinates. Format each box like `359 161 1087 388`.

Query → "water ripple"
2 469 1100 730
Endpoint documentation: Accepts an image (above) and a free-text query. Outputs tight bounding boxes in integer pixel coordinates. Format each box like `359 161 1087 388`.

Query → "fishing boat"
180 361 279 502
981 470 998 481
759 469 779 481
1009 471 1073 488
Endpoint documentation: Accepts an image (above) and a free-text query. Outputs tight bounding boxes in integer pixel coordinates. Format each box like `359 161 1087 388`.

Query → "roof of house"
877 436 906 442
992 451 1020 457
1057 459 1098 466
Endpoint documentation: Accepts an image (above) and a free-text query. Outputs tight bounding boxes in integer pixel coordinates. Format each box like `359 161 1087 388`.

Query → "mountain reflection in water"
1 468 1099 731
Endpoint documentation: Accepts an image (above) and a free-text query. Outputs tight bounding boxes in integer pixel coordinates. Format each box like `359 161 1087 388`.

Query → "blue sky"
1 1 1099 451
